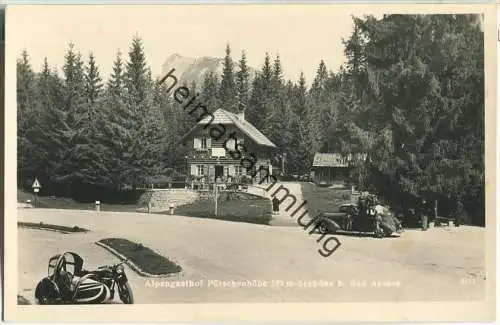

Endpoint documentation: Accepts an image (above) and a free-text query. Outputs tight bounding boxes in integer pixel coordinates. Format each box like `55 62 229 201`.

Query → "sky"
6 4 388 84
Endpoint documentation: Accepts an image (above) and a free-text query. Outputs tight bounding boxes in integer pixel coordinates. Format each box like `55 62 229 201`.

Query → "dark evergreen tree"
247 52 273 130
56 43 88 187
23 58 66 192
101 50 133 189
125 35 150 107
77 52 111 186
343 14 484 224
201 71 219 110
304 60 329 160
236 50 250 114
16 50 37 186
85 53 103 105
294 71 308 117
219 44 237 112
123 36 159 187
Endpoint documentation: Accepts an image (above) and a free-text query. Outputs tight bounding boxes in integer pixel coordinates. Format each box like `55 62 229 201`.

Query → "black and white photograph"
3 3 496 322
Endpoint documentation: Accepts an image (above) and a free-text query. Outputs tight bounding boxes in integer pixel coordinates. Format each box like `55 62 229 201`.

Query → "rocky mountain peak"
160 53 256 89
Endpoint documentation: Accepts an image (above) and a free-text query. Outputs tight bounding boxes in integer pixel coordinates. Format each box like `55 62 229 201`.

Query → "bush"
19 180 146 204
279 174 298 182
173 196 272 225
97 238 182 275
18 222 89 233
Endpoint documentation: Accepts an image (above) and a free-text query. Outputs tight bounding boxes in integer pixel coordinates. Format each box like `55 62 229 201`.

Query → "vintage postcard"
3 2 497 322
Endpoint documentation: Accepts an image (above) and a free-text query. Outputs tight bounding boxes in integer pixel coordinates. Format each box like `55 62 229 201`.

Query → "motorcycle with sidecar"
34 252 134 304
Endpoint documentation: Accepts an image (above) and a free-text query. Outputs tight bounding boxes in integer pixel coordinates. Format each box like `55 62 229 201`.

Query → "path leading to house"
249 181 306 227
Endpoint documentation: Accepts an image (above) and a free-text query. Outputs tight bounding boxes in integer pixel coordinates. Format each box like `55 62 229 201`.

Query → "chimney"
237 110 245 120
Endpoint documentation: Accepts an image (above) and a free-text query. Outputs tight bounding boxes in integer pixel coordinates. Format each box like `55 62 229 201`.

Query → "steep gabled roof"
184 109 277 148
313 153 367 167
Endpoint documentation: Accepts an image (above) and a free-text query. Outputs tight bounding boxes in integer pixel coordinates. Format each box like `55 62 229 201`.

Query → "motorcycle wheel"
36 294 61 305
118 282 134 304
37 296 51 305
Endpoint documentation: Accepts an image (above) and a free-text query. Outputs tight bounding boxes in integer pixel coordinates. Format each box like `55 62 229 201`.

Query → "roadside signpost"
214 180 219 217
32 178 41 208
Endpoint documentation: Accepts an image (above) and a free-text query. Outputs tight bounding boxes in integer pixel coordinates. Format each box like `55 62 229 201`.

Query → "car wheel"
318 222 329 234
374 228 384 238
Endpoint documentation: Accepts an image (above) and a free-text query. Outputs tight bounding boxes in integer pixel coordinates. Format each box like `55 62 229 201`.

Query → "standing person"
272 197 280 215
371 197 384 237
418 198 429 231
453 199 465 227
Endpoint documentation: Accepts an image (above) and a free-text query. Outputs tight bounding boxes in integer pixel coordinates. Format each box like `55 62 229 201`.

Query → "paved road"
17 208 485 304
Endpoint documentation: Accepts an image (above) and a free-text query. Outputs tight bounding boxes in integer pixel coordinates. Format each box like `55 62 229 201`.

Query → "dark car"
312 202 403 238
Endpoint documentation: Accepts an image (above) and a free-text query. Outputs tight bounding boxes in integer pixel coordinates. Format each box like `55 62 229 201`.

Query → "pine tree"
295 71 307 117
305 60 330 160
101 50 132 189
17 50 36 136
85 53 103 105
219 44 237 112
122 35 156 187
56 42 88 187
291 71 311 173
264 54 286 142
247 52 273 130
310 60 328 96
24 58 66 192
108 50 124 96
201 71 219 110
236 50 250 114
133 79 167 187
342 14 485 224
125 35 149 107
78 52 111 186
62 43 86 114
16 50 37 186
272 54 284 87
261 52 274 86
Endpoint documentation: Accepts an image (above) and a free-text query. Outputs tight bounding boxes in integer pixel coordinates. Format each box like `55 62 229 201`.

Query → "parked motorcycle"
35 252 134 304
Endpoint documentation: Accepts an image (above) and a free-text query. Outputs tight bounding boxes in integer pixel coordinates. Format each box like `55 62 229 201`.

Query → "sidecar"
34 252 111 304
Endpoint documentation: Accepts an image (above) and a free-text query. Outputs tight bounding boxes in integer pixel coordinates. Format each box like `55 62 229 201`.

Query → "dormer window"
194 138 210 150
225 138 237 151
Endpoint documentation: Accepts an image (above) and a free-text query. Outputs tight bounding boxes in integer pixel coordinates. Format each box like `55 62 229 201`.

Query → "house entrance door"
215 165 224 179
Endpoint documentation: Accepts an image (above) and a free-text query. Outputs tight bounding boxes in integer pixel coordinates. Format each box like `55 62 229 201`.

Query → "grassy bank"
173 195 272 225
97 238 182 276
18 221 89 233
18 190 143 213
300 183 352 219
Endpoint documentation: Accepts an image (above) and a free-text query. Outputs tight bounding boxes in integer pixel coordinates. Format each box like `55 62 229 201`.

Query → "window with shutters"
197 165 205 176
235 165 242 175
226 138 236 151
193 138 201 150
201 138 207 149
